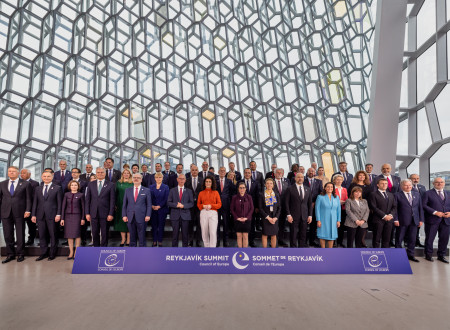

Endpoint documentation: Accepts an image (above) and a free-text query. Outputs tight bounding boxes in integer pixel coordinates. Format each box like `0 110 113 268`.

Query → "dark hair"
320 182 337 197
365 163 373 167
44 168 54 173
155 163 162 166
350 186 363 200
318 166 324 170
209 167 214 171
67 180 80 192
71 168 81 173
377 178 388 184
202 176 217 190
105 157 114 163
352 170 370 186
249 161 256 165
131 163 139 169
338 161 347 165
177 164 183 168
237 182 246 190
290 163 299 172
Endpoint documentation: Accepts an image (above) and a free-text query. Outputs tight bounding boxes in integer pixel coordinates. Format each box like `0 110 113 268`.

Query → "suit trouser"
2 214 25 256
395 223 418 257
217 205 230 244
91 217 109 247
290 220 308 247
308 211 317 245
127 217 147 247
372 219 394 248
424 220 450 257
249 211 259 243
151 209 168 243
337 209 346 245
80 222 88 242
37 217 58 257
200 210 218 248
277 209 287 242
346 226 367 248
25 217 37 241
171 218 190 247
189 207 202 242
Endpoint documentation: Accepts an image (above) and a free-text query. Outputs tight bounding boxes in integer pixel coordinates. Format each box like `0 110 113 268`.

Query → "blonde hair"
119 169 133 183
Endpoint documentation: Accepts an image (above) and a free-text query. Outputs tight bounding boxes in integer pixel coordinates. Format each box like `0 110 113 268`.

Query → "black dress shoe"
389 242 395 247
361 243 367 248
196 240 202 247
437 256 449 264
2 256 15 264
310 242 320 248
152 242 157 247
67 257 74 260
425 255 434 262
48 256 56 261
36 254 48 261
81 240 86 246
408 256 419 262
158 243 163 247
119 244 125 247
189 240 194 247
216 242 220 247
62 240 69 246
25 240 34 246
223 242 229 247
278 240 289 247
249 241 256 248
17 256 25 262
415 241 425 248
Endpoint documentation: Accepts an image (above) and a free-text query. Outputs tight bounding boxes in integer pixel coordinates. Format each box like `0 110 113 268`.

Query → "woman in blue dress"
315 182 341 248
149 172 169 247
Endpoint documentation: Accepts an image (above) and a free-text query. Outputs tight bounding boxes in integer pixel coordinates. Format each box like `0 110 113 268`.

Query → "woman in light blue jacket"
315 182 341 248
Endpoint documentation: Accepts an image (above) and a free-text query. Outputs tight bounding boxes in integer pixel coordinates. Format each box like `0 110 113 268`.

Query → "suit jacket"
167 186 194 220
141 172 151 180
61 192 85 219
344 199 370 228
265 171 275 180
258 191 281 220
237 179 260 208
422 189 450 225
66 179 87 194
227 171 242 182
199 171 215 180
32 184 63 220
368 190 397 223
80 173 94 182
367 173 377 184
105 168 121 183
27 179 39 209
145 172 169 187
0 179 32 218
85 180 116 219
216 177 234 208
284 184 313 221
251 170 264 192
53 170 72 189
395 191 424 226
273 178 290 202
372 174 401 194
168 173 181 189
412 184 426 197
304 177 322 202
122 186 152 223
331 172 353 190
185 176 203 202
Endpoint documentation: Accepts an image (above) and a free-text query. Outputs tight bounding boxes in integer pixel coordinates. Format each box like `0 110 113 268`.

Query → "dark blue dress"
149 183 169 242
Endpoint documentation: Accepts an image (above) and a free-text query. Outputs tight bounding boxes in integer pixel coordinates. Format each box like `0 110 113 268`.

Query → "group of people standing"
0 158 449 265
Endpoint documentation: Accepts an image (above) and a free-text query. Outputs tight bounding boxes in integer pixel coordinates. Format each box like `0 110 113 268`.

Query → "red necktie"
179 187 183 201
387 177 393 191
220 179 224 192
278 180 282 194
134 187 138 202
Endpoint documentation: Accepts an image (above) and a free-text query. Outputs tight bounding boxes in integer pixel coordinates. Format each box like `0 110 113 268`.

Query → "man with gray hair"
20 168 39 245
53 159 72 188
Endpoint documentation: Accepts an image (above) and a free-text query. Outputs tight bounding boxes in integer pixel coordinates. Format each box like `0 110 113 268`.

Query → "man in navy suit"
145 163 169 187
265 163 277 180
163 161 175 177
167 174 194 247
104 157 121 183
331 161 353 190
304 168 323 247
80 164 94 182
53 159 72 188
365 163 377 185
238 168 260 247
394 179 424 262
168 164 184 189
85 167 116 247
422 177 450 263
20 168 39 246
0 166 32 263
122 173 152 247
410 173 426 247
216 167 234 247
32 171 62 261
273 168 290 247
227 162 242 182
185 165 203 246
141 164 150 180
249 161 264 192
372 163 401 193
198 161 210 180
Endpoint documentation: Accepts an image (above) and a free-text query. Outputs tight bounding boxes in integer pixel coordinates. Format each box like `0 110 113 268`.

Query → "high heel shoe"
158 242 163 247
67 256 74 260
152 242 157 247
119 243 125 247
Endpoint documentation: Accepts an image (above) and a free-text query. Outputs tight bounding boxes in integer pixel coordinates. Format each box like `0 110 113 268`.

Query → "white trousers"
200 210 218 248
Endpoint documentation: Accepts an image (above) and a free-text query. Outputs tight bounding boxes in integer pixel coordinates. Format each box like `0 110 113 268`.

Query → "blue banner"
72 247 412 274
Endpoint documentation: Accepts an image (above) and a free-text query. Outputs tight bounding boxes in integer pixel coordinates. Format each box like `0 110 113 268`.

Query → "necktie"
204 171 207 178
369 175 372 183
87 174 90 179
298 185 303 199
309 178 312 186
439 190 445 201
98 181 103 195
61 170 65 181
220 179 224 192
246 180 249 192
413 184 418 191
179 187 183 201
252 171 256 180
9 181 14 196
387 177 393 191
134 187 138 202
407 192 412 205
193 178 197 191
277 180 282 194
383 192 388 200
44 185 48 199
109 170 112 181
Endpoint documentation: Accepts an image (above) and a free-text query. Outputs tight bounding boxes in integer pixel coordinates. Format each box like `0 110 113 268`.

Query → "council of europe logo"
232 251 249 270
361 251 389 272
98 250 126 271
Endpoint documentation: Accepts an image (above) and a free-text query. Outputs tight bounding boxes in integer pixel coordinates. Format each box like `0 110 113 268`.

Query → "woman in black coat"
259 178 281 248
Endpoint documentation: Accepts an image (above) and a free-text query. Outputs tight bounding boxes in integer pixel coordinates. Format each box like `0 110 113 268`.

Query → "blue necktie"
246 180 249 192
9 181 14 196
44 185 49 199
109 170 112 181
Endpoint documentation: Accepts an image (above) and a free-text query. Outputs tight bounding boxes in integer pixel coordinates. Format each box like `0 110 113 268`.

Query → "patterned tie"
439 190 445 201
9 180 14 196
383 192 388 200
278 180 282 194
98 181 103 195
44 185 49 199
179 187 183 201
407 192 412 205
134 187 138 202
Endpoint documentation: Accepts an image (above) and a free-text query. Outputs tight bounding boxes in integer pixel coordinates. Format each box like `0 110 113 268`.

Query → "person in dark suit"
80 164 94 182
227 162 242 182
32 171 62 261
364 163 377 184
259 178 281 248
163 161 176 177
265 163 277 180
285 173 313 248
131 164 140 175
422 177 450 263
20 168 39 246
104 157 121 183
273 168 290 247
287 163 299 184
149 172 169 247
0 166 32 263
198 161 210 180
69 168 87 193
394 179 424 262
369 178 397 248
184 163 195 180
410 173 426 247
331 161 353 190
168 164 184 189
167 174 194 247
304 167 323 247
141 164 150 180
53 159 72 188
237 168 260 247
145 163 169 187
85 167 116 247
216 167 234 247
122 173 152 247
185 165 203 247
249 161 264 191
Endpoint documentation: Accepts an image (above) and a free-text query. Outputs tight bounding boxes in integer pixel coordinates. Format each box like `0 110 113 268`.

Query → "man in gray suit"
167 174 194 247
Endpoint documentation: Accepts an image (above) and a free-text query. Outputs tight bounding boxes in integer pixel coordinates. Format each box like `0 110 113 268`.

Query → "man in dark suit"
168 164 184 189
285 173 313 248
394 179 424 262
185 165 203 247
32 171 62 261
331 161 353 190
167 174 194 247
249 161 264 191
410 173 426 247
369 178 397 248
199 161 210 180
53 159 72 188
0 166 32 263
365 163 377 184
141 164 150 180
163 161 176 177
20 168 39 246
145 163 169 187
80 164 94 181
85 167 116 247
265 163 277 180
238 168 260 247
304 167 323 247
216 167 234 247
104 157 121 183
422 177 450 263
273 168 290 247
227 162 242 181
122 173 152 247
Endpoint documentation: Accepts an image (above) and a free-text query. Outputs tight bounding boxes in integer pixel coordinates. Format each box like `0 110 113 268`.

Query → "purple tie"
439 191 445 201
278 180 282 194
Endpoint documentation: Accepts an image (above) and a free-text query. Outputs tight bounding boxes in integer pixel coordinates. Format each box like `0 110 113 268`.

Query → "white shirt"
355 199 360 207
403 191 413 201
296 184 304 197
383 174 393 182
42 182 52 195
8 179 18 192
192 176 198 190
245 179 252 190
177 186 185 194
98 180 104 189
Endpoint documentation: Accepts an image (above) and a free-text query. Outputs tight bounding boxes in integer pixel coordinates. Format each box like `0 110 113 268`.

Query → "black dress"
258 191 281 236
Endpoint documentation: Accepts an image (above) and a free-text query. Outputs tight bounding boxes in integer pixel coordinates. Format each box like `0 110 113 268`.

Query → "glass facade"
0 0 375 179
